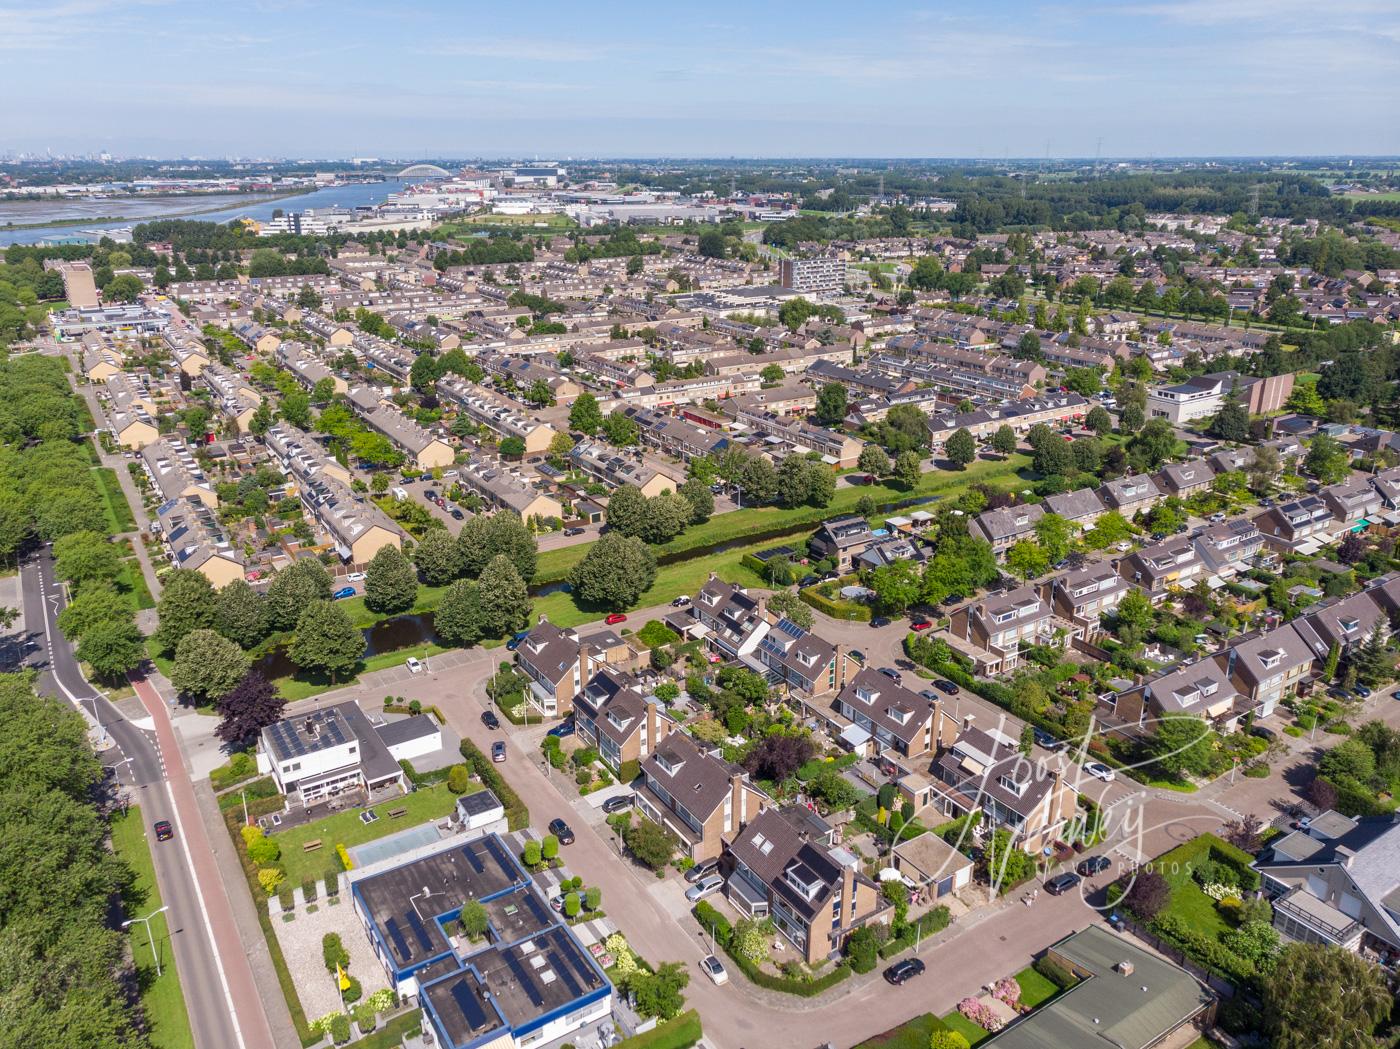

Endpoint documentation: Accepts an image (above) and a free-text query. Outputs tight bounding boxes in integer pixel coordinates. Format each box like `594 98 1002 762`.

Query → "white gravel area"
271 897 389 1020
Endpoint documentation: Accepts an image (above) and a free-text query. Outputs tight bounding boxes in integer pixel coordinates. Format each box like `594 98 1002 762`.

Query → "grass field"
439 212 576 232
1343 190 1400 201
939 1012 991 1046
111 807 195 1049
93 465 138 533
1013 965 1060 1008
854 1013 953 1049
1149 836 1243 942
270 783 464 884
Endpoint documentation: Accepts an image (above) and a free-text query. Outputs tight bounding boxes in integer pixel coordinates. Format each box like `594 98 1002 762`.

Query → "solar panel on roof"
523 892 551 927
547 949 583 997
406 910 435 952
554 937 598 991
506 953 545 1008
450 981 491 1031
481 835 512 874
384 916 410 961
462 843 486 874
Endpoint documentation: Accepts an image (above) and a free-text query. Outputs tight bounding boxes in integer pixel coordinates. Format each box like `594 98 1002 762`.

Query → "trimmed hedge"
459 739 530 830
618 758 640 784
614 1010 703 1049
879 905 952 958
799 581 872 622
215 776 282 812
691 904 850 996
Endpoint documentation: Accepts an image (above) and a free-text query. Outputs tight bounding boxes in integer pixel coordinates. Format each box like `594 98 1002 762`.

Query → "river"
0 180 407 246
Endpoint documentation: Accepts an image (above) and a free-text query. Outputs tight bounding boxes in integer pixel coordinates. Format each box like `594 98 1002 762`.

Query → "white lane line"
162 775 249 1049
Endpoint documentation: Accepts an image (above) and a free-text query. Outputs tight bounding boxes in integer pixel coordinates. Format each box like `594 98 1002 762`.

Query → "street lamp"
80 696 108 747
104 757 133 775
122 905 170 977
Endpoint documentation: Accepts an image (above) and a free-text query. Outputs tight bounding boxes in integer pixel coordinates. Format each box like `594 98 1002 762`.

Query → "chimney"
962 713 976 732
1115 960 1135 977
1334 845 1354 869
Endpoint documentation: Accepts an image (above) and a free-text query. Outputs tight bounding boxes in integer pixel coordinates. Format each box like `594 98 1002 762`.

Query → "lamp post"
122 905 170 977
80 696 108 747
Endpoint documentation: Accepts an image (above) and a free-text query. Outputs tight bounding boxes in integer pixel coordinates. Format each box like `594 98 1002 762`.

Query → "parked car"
685 873 724 902
546 717 576 740
883 958 925 985
870 616 891 628
933 679 959 696
153 819 174 842
480 710 500 730
346 571 366 582
425 489 438 501
506 631 529 651
700 955 728 986
671 595 691 607
1045 872 1082 895
685 859 720 884
602 793 635 814
1077 855 1112 876
849 650 866 665
910 618 932 631
563 527 586 537
1084 761 1115 782
1248 724 1277 741
548 818 575 845
1353 684 1373 698
332 586 356 600
878 667 902 684
919 690 941 703
406 657 424 674
605 613 628 625
450 509 465 520
491 741 507 762
1032 728 1063 751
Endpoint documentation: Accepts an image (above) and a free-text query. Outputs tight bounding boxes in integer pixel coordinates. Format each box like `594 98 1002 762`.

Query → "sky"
4 0 1399 159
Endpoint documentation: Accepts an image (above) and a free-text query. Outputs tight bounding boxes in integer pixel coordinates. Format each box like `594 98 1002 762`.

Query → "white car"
1084 761 1115 782
700 955 728 985
684 873 724 902
347 571 367 582
406 657 424 675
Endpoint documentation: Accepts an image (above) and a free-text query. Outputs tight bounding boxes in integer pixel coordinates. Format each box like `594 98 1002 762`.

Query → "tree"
677 478 714 524
363 545 417 615
1032 436 1074 478
858 444 891 477
1118 403 1144 434
605 484 648 538
945 428 976 469
57 585 130 641
813 383 848 427
1006 540 1050 580
155 568 217 654
1262 942 1392 1049
1063 366 1102 397
1114 588 1155 640
599 410 639 447
697 229 727 259
628 961 690 1021
991 425 1018 455
171 629 250 703
743 733 814 781
1247 443 1282 493
569 534 657 609
482 513 537 583
622 818 676 871
759 363 785 385
53 532 122 588
266 558 333 631
766 590 813 629
737 454 778 505
1208 390 1250 442
76 617 145 680
1147 715 1216 780
1034 513 1072 564
1123 869 1170 921
434 580 484 647
1221 814 1265 854
1085 405 1112 436
289 600 363 682
459 899 488 940
413 529 463 587
547 430 575 467
976 828 1036 888
214 670 284 746
869 559 923 614
894 449 922 489
1019 723 1035 756
640 491 692 543
103 273 144 302
498 436 526 458
1304 433 1351 485
477 555 530 638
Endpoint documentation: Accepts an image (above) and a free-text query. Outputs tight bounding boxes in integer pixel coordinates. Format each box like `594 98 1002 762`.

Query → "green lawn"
271 783 464 884
939 1012 991 1046
535 455 1031 584
118 554 156 610
93 466 138 532
111 807 195 1049
1149 836 1245 942
854 1013 952 1049
1013 966 1059 1008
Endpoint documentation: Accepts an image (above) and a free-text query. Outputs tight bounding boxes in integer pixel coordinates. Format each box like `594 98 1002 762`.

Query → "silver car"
684 873 724 902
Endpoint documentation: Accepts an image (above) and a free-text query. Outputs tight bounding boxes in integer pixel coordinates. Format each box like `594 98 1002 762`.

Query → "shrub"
257 867 284 895
323 933 351 973
542 834 559 861
330 1013 351 1045
1122 870 1170 922
341 975 362 1004
692 902 732 946
732 919 769 964
336 843 353 871
364 988 396 1013
618 759 640 783
446 764 472 794
565 892 581 918
992 977 1020 1008
576 768 592 785
844 925 886 974
523 840 542 866
352 1003 377 1032
459 899 488 941
930 1033 971 1049
585 886 602 911
1033 955 1078 990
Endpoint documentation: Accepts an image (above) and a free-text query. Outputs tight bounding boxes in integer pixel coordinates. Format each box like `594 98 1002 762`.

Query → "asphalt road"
20 545 274 1049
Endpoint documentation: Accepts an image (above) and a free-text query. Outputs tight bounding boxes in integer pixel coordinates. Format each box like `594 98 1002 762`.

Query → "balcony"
1274 887 1363 948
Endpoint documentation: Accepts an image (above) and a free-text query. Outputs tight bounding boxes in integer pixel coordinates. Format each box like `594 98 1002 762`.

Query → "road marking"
161 775 249 1049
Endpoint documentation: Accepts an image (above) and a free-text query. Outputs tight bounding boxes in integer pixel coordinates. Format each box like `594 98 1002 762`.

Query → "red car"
605 613 627 625
153 820 174 842
910 619 932 631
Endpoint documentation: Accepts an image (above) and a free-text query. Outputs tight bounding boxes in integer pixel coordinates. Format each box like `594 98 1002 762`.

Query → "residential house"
809 516 878 571
950 585 1061 676
1111 657 1252 732
1321 478 1383 532
573 669 677 777
928 722 1079 853
1047 559 1132 634
667 576 770 661
364 405 454 470
1224 624 1317 719
971 503 1045 559
1157 458 1214 499
817 667 956 760
1119 536 1205 602
513 618 633 719
754 616 845 699
1098 474 1165 518
1255 495 1340 555
141 438 218 508
636 731 770 862
1254 811 1400 961
1194 517 1265 581
458 463 563 522
1293 590 1388 660
723 807 890 965
154 497 244 589
1042 487 1106 531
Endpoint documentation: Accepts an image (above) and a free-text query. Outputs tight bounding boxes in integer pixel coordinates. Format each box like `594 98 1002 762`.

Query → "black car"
480 710 501 730
563 527 586 537
1077 855 1112 876
1032 727 1063 751
602 793 635 814
933 679 959 696
870 616 891 628
878 667 902 684
685 859 720 884
153 819 174 842
883 958 926 985
548 818 575 845
450 508 465 520
1045 872 1082 895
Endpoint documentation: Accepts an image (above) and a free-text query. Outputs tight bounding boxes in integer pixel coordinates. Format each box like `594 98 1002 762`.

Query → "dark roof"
375 714 440 748
642 731 737 820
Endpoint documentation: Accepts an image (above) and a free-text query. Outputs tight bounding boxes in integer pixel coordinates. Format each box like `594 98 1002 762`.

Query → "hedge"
459 739 530 830
799 582 872 622
691 904 851 996
878 905 952 959
399 758 451 789
210 752 260 791
618 759 640 784
1032 955 1079 990
216 776 282 812
614 1010 703 1049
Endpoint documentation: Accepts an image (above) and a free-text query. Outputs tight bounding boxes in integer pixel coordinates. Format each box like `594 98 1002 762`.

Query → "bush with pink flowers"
993 977 1022 1009
957 997 1006 1032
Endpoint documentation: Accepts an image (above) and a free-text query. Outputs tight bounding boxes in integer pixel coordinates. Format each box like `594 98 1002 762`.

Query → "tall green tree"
991 424 1018 455
813 383 848 427
289 600 363 682
363 545 417 615
568 534 657 609
945 428 976 468
52 532 122 589
214 578 268 649
476 555 530 638
1263 943 1392 1049
677 478 714 524
605 485 649 537
857 444 890 477
413 529 463 586
154 568 217 654
1304 433 1351 485
434 580 485 646
75 618 146 681
266 558 333 631
894 449 922 488
170 629 250 703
